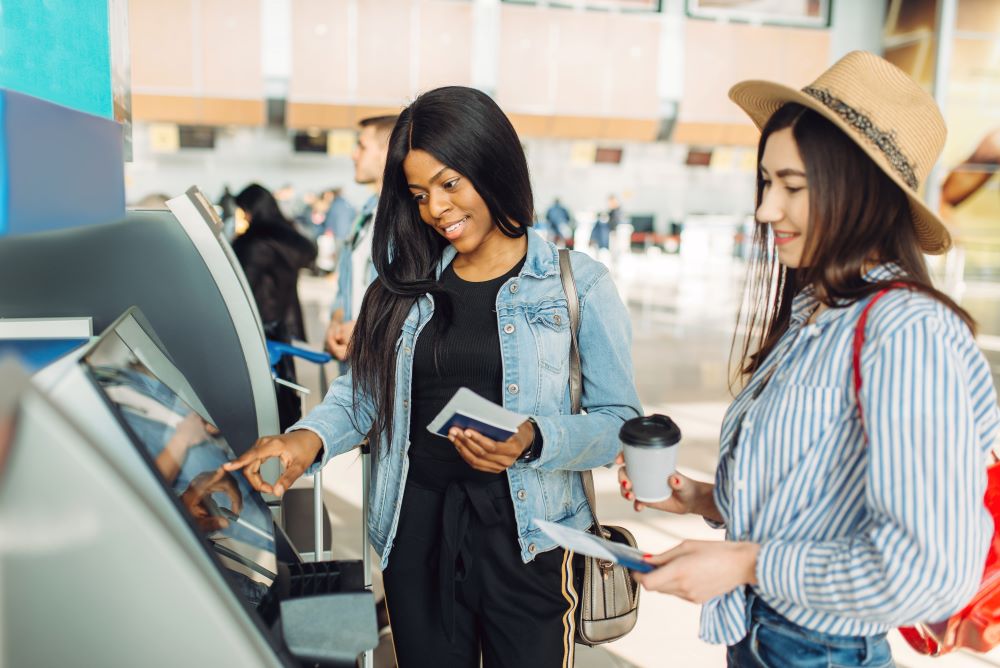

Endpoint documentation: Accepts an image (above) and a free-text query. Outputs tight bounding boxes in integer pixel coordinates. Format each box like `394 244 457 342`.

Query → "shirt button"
528 543 537 553
510 283 519 294
403 400 409 408
404 346 411 354
735 479 746 491
553 314 562 325
742 418 752 430
517 489 527 500
507 383 519 395
503 323 515 334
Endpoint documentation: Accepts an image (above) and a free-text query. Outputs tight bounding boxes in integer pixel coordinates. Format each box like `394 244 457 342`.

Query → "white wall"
125 123 757 227
124 1 883 227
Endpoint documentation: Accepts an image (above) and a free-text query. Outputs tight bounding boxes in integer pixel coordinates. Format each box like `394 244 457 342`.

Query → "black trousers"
382 478 578 668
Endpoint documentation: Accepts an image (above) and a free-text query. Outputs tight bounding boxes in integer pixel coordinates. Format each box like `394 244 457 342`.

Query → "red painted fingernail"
671 477 679 485
643 554 652 559
620 480 627 488
626 492 633 500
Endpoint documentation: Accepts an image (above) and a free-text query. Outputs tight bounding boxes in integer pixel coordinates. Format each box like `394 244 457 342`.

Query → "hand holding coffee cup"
617 456 702 514
618 414 682 503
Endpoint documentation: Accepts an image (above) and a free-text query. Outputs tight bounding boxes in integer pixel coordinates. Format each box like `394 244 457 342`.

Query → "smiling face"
757 127 811 268
403 149 510 257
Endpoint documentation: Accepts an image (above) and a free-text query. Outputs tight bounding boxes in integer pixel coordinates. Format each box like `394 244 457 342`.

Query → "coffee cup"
620 414 681 503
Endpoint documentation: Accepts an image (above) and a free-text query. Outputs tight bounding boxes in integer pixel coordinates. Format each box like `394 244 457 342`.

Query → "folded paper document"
427 387 526 443
534 519 654 573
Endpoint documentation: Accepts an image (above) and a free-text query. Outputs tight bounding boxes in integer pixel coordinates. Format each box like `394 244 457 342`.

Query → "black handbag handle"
557 249 604 536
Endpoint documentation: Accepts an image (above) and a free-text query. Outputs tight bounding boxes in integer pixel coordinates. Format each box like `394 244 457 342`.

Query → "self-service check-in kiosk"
3 341 377 666
0 90 376 665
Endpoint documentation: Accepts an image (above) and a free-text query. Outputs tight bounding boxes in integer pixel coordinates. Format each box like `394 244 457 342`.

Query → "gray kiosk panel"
0 210 277 454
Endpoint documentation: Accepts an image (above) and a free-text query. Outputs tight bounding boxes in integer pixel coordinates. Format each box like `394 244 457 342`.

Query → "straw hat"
729 50 951 254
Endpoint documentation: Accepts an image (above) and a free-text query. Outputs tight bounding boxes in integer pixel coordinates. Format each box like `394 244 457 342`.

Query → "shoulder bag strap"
558 249 603 534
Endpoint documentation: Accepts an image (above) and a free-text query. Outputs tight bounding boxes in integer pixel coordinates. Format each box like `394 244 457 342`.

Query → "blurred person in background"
218 185 238 240
274 183 300 220
322 187 356 242
232 183 317 430
324 115 397 369
226 86 641 667
542 197 571 246
616 51 1000 668
589 194 620 253
315 187 356 275
607 193 623 230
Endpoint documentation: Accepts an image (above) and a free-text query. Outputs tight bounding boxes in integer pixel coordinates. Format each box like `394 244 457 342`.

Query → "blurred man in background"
324 115 397 369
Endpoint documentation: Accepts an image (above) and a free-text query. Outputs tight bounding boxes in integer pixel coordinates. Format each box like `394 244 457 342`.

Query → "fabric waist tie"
438 478 509 640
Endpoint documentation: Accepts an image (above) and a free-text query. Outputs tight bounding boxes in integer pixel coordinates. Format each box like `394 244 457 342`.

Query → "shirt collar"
789 262 905 327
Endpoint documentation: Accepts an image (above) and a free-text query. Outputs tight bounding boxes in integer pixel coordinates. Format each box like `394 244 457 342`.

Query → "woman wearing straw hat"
617 51 1000 666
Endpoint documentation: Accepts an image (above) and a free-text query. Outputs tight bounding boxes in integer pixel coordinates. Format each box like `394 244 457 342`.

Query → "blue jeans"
727 591 894 667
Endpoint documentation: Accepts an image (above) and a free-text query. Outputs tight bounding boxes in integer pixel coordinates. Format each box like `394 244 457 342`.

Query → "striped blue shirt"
701 264 1000 645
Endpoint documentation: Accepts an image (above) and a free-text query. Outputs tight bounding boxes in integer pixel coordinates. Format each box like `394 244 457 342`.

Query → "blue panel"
0 339 89 373
0 0 112 118
2 90 124 237
0 92 5 238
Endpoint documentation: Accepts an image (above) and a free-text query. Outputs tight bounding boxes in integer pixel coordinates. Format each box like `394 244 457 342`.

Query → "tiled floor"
293 247 1000 667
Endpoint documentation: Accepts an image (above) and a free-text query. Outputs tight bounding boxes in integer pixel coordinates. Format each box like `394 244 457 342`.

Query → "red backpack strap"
852 283 939 654
851 282 911 433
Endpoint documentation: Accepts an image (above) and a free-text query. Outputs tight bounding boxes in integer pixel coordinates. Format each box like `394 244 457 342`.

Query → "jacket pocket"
528 303 570 374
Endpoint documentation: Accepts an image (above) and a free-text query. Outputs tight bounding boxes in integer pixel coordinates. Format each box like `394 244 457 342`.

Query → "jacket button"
503 323 515 334
528 543 537 553
516 489 527 500
510 283 519 294
507 383 519 395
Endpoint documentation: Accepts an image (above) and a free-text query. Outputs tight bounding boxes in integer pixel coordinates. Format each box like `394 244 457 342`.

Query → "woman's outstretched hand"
223 429 324 497
633 540 759 604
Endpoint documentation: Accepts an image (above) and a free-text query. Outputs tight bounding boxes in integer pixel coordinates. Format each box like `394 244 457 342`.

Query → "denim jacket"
330 195 379 323
293 229 642 567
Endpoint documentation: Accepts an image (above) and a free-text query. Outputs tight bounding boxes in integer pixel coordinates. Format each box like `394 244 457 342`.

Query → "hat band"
802 86 919 191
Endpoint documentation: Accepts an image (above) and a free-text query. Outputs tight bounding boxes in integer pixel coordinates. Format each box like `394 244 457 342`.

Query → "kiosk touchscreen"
70 312 378 665
82 310 279 603
0 360 284 668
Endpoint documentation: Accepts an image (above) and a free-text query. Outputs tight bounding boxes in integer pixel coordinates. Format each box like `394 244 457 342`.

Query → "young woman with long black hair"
228 86 642 667
617 52 1000 666
231 183 316 431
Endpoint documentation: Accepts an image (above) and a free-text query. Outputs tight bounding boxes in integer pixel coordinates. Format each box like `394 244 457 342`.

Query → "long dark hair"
235 183 290 229
349 86 534 455
733 103 974 386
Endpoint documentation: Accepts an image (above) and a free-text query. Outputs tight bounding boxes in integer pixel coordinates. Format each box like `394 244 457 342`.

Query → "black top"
407 257 526 490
